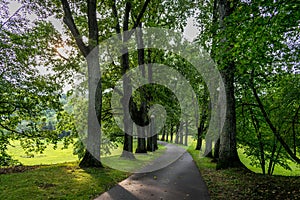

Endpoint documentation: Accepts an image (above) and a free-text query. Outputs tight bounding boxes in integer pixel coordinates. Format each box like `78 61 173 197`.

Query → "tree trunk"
81 51 103 167
184 120 188 146
175 123 180 144
154 134 158 150
119 2 135 159
135 24 147 154
79 150 102 168
216 0 242 169
161 126 166 141
152 115 158 150
205 139 213 158
217 64 242 168
195 127 203 150
147 128 154 152
213 138 220 161
179 122 184 145
61 0 102 168
170 123 174 143
136 126 147 153
166 125 169 142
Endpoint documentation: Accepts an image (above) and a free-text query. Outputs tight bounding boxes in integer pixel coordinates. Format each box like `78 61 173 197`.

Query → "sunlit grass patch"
0 162 129 200
7 140 78 166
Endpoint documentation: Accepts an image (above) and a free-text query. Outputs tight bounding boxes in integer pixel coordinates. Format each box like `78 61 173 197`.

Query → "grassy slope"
188 143 300 200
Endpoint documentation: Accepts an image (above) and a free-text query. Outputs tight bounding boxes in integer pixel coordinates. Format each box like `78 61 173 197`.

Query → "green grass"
7 140 78 165
7 139 168 169
102 144 166 172
179 138 300 176
238 148 300 176
1 139 167 199
187 141 300 200
0 162 129 200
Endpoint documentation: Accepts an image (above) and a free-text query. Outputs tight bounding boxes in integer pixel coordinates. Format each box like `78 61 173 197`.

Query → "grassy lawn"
1 139 167 199
0 162 129 200
188 142 300 200
7 140 78 165
102 144 166 172
7 139 167 169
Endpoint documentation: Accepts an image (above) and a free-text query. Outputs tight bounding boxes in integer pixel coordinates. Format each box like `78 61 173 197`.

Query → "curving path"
95 142 210 200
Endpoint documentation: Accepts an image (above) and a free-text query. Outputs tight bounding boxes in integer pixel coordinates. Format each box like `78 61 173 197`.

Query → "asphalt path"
95 142 210 200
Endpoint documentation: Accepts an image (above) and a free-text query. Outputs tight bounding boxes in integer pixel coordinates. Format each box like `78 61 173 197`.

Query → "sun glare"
56 46 71 60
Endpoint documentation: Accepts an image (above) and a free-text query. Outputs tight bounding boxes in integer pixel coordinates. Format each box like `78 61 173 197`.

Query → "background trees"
0 1 69 165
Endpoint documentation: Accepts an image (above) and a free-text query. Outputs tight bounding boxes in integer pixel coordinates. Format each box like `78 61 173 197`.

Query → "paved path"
95 142 210 200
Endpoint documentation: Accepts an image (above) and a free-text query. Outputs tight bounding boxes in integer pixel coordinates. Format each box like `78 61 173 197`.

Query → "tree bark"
175 123 180 144
216 0 242 169
170 123 174 143
61 0 102 168
161 126 166 141
213 138 220 160
184 120 188 146
205 139 213 158
179 122 184 145
217 64 242 168
195 127 203 150
135 23 147 154
166 125 169 142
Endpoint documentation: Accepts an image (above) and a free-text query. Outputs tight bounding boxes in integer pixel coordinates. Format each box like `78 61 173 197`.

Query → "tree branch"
250 75 300 164
87 0 98 49
61 0 89 57
132 0 151 30
0 123 25 136
112 0 121 35
127 0 151 39
0 5 25 28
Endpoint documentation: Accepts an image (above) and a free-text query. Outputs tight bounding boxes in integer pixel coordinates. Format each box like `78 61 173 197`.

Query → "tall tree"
215 0 243 169
61 0 102 167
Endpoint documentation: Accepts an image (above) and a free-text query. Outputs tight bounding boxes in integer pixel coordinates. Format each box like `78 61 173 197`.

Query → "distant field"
7 140 78 166
6 139 167 169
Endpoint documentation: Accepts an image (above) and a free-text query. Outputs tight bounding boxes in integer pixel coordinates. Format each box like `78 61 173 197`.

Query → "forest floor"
188 146 300 200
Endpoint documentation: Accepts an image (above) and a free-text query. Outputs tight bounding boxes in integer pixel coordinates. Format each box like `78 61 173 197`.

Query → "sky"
8 1 199 40
6 0 199 83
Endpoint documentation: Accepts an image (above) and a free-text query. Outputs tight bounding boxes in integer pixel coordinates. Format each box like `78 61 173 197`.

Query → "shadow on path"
95 142 210 200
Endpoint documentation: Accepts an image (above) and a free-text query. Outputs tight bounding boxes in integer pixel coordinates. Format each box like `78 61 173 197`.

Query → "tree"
0 1 68 165
217 0 299 170
60 0 102 167
226 0 300 173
